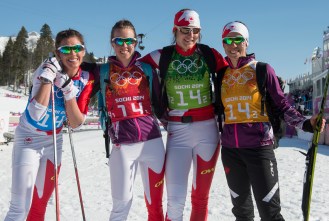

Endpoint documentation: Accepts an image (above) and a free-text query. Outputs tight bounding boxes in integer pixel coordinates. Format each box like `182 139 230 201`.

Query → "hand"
310 114 326 132
54 72 79 100
43 57 62 73
39 57 62 83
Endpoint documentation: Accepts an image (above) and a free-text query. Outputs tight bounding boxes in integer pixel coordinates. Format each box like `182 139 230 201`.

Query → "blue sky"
0 0 328 82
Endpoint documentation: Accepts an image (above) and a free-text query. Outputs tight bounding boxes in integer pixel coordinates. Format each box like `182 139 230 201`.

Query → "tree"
84 51 97 63
12 26 29 91
0 51 5 85
33 24 54 69
1 37 14 87
0 53 3 85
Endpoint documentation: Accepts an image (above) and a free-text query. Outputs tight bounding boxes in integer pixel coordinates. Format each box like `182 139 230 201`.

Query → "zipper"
234 123 239 147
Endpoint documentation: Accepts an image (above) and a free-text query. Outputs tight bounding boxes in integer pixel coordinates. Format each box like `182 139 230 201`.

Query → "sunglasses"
176 26 201 35
222 36 245 45
112 37 137 46
57 44 85 54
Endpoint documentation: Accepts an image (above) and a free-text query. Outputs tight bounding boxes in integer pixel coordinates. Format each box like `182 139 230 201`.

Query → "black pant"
221 146 285 221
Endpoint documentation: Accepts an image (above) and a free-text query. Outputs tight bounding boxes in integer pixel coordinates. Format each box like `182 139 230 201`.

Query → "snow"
0 88 329 221
0 89 28 113
0 37 10 55
0 32 40 55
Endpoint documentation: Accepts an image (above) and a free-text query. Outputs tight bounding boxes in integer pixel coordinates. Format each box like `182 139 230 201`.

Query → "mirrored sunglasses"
176 26 201 35
112 37 137 46
222 36 245 45
57 44 85 54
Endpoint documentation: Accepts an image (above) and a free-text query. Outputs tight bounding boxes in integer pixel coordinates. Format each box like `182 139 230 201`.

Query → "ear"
245 39 249 47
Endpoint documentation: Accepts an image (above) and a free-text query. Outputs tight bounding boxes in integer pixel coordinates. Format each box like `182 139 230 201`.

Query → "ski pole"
51 82 60 221
67 124 86 221
302 70 329 221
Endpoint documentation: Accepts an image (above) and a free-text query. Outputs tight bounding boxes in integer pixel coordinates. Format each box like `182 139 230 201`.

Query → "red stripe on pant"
190 143 220 221
26 160 61 221
145 163 165 221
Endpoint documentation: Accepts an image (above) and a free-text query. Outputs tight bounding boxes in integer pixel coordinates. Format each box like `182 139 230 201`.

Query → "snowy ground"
0 87 329 220
1 131 329 221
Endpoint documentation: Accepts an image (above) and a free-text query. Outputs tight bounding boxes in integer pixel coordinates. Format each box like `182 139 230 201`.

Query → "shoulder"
139 49 162 68
254 61 277 82
135 60 152 71
148 49 162 61
256 61 276 78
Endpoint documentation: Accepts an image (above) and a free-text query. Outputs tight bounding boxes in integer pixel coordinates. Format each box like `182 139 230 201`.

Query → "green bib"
165 52 212 109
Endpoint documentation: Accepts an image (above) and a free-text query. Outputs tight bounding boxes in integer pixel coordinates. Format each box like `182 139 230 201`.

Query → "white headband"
222 21 249 42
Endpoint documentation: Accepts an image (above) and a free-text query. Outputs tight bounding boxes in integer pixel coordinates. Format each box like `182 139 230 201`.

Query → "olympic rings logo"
223 70 254 87
171 59 204 74
110 71 142 86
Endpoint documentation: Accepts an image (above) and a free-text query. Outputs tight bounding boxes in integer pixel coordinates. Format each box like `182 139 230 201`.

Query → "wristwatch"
39 77 52 84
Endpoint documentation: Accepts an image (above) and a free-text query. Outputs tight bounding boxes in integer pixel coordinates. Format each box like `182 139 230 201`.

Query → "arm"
54 72 81 128
28 57 61 121
265 64 320 132
33 79 55 107
150 67 168 129
139 49 162 69
67 70 95 129
65 99 86 128
73 62 100 125
27 81 52 121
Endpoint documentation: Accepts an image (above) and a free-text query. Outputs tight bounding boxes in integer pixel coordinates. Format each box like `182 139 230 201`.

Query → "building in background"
287 26 329 116
312 27 329 115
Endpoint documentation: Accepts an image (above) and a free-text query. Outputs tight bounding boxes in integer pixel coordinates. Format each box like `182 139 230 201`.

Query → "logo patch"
24 137 33 144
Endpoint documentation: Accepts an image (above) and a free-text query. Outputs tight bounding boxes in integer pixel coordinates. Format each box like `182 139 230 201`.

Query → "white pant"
109 137 165 221
4 125 62 221
165 119 220 221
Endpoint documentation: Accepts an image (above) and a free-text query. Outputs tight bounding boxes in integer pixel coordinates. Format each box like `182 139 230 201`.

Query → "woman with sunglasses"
218 21 325 220
92 20 165 221
140 9 228 221
4 29 94 221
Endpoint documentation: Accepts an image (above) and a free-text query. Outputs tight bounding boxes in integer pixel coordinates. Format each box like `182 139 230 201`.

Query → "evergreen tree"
0 54 3 85
2 38 14 87
12 26 29 91
84 51 97 63
33 24 54 69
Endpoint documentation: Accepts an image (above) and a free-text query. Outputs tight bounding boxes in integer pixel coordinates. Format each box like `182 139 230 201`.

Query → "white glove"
39 57 62 83
54 72 79 100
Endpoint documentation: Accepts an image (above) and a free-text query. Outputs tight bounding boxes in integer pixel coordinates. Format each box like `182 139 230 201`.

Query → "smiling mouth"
68 58 79 62
119 50 129 54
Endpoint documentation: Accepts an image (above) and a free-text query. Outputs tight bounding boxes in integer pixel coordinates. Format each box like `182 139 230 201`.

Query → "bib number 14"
227 103 259 120
170 89 208 106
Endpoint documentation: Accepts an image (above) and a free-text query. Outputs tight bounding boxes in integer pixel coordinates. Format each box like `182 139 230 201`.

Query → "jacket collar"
107 51 141 69
175 44 197 56
225 53 255 69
